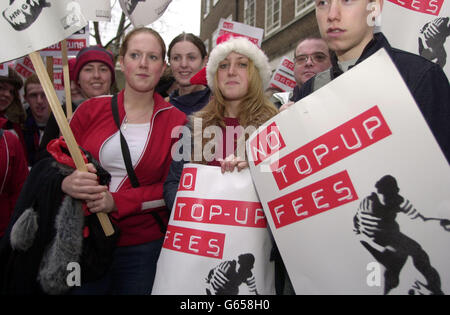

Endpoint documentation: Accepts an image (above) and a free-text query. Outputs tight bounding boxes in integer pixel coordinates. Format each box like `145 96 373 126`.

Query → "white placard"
0 0 87 63
218 18 264 47
269 56 297 92
152 164 275 295
119 0 171 27
75 0 111 21
247 49 450 295
381 0 450 78
0 63 7 76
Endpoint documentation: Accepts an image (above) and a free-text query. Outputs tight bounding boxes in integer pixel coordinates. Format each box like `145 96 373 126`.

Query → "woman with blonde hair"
164 34 278 210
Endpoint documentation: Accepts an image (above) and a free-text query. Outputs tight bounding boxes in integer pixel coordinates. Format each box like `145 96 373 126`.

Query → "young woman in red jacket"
64 28 186 295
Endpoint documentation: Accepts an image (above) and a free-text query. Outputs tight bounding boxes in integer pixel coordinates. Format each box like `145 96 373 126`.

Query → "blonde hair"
192 59 278 164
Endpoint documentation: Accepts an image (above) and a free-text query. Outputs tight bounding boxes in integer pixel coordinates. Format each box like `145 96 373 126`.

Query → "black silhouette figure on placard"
353 175 449 295
2 0 51 31
124 0 145 16
419 17 450 68
205 253 259 295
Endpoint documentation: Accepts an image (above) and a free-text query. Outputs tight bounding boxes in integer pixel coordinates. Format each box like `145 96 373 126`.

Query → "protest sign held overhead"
152 164 275 295
119 0 172 27
247 49 450 295
381 0 450 77
269 56 296 92
217 18 264 47
0 0 87 63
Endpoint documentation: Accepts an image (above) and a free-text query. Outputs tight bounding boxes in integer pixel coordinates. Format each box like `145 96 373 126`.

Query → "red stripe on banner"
249 122 286 166
282 58 295 71
270 106 392 190
387 0 443 16
267 170 358 229
274 73 297 89
174 197 267 228
14 63 33 78
178 168 197 192
163 225 225 259
42 39 87 52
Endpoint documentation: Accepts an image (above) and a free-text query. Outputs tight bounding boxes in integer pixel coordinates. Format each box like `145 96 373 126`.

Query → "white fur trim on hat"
206 37 271 91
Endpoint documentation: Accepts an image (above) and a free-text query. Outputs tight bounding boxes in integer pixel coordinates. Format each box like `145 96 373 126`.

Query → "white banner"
218 18 264 47
152 164 275 295
247 49 450 295
75 0 111 21
0 0 88 63
119 0 171 27
381 0 450 78
269 56 297 92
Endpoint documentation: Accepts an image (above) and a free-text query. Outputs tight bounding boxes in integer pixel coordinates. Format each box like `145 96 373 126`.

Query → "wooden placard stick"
61 39 73 120
29 51 115 237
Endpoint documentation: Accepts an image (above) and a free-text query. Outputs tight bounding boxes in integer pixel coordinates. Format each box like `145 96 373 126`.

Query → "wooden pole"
61 40 73 120
29 51 114 237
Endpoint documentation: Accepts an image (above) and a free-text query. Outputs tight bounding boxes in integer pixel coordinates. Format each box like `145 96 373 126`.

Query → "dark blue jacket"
169 88 211 116
292 33 450 163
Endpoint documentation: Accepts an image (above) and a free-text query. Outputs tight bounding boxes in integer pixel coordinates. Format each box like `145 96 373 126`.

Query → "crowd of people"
0 0 448 295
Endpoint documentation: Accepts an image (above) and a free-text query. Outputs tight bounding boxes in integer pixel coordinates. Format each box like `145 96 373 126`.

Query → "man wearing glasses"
282 37 331 109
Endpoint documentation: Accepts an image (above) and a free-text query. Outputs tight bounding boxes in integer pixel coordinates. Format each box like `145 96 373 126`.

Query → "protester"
164 34 278 209
0 68 26 148
68 58 85 104
0 117 29 240
285 0 450 162
292 37 331 96
39 45 115 154
167 33 211 115
63 27 186 294
22 74 50 166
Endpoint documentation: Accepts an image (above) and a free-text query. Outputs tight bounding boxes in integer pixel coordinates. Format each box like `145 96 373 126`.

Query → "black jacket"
169 88 211 116
292 33 450 163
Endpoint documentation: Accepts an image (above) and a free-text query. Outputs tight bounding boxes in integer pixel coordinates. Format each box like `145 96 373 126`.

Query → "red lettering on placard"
163 225 225 259
282 59 295 71
23 57 35 71
250 122 286 166
387 0 443 15
271 106 392 190
268 170 358 229
275 73 296 88
174 197 267 228
223 21 234 30
42 39 87 52
178 167 197 192
14 63 33 78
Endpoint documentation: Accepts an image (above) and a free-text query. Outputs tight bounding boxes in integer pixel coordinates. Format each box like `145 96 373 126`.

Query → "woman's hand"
61 163 108 201
279 101 294 112
86 191 118 214
219 154 249 174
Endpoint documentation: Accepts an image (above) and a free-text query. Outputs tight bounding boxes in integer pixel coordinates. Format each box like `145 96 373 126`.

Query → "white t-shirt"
100 122 150 192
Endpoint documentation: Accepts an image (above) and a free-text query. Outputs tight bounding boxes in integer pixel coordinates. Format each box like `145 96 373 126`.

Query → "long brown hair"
192 59 278 164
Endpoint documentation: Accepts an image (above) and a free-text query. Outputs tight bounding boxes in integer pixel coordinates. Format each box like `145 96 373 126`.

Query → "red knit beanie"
73 45 115 83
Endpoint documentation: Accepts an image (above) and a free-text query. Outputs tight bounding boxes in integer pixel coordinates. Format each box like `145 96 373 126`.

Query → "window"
265 0 281 36
244 0 256 27
295 0 314 17
203 0 210 19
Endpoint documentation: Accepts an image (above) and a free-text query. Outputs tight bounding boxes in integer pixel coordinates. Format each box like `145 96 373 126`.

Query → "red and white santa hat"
206 34 271 91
